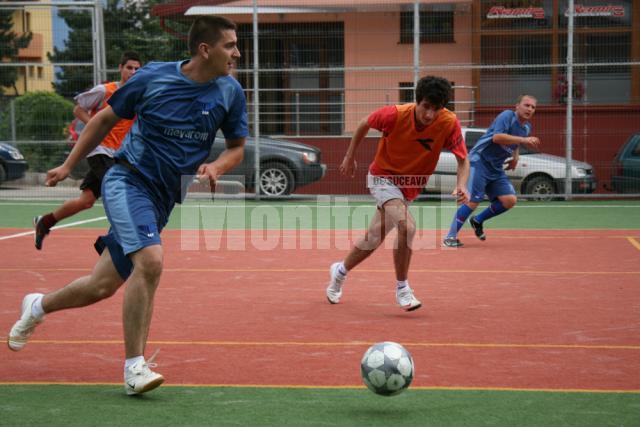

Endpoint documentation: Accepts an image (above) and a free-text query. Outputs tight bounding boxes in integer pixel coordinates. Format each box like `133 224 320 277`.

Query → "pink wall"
224 5 475 132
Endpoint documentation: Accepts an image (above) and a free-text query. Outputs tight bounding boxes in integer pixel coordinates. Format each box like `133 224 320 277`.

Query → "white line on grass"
0 216 107 241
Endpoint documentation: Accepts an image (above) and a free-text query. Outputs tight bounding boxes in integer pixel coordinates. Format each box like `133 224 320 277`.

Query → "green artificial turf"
1 200 639 230
0 385 638 426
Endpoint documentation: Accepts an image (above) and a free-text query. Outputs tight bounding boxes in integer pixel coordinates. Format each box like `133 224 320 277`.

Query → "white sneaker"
326 262 346 304
7 293 44 351
396 286 422 311
124 357 164 396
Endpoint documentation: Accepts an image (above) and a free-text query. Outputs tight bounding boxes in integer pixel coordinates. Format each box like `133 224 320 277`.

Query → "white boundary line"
0 216 107 241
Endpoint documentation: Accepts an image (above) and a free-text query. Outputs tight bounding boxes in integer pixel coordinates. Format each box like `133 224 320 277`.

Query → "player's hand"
522 136 540 150
339 156 357 178
196 163 220 191
452 187 469 205
45 165 70 187
505 156 519 170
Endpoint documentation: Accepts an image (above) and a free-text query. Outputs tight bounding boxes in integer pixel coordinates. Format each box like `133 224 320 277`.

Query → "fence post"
295 92 300 136
10 99 16 142
565 0 575 200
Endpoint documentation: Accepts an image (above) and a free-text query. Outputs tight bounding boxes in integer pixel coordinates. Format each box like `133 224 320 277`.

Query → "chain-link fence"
1 0 638 200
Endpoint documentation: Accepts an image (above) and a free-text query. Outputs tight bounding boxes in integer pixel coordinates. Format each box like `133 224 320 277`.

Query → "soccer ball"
360 342 414 396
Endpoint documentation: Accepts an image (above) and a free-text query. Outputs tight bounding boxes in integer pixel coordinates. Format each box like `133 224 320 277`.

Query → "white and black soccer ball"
360 341 414 396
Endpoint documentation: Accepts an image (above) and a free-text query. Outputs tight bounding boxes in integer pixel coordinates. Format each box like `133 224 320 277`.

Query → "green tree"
0 10 32 96
0 92 74 172
50 0 188 97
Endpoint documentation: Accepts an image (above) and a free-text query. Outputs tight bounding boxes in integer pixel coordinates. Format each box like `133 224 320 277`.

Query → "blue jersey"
469 110 531 172
108 61 248 205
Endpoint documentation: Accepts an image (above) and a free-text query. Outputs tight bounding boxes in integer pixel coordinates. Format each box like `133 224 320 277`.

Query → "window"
399 82 413 103
237 23 344 136
400 10 454 44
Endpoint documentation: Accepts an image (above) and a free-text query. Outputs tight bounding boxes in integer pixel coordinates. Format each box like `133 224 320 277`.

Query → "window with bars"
399 11 455 44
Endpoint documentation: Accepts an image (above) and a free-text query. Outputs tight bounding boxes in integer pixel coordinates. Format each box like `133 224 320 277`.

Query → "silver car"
425 127 597 199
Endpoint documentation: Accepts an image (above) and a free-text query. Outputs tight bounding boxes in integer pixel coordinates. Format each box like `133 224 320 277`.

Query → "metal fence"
1 0 639 199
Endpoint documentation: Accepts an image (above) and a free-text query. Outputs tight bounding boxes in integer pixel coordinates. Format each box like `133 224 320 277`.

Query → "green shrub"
0 91 74 172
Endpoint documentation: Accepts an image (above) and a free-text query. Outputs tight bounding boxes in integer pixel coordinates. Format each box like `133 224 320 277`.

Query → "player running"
443 94 541 247
7 16 248 395
326 76 470 311
33 51 142 250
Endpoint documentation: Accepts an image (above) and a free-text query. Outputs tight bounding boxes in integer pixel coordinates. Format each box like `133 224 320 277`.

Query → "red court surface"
1 228 639 391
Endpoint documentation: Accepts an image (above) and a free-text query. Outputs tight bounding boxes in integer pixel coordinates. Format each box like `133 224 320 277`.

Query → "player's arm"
73 85 105 124
454 154 470 204
46 106 121 187
493 133 540 150
449 126 470 204
340 117 370 178
73 104 92 124
197 137 246 189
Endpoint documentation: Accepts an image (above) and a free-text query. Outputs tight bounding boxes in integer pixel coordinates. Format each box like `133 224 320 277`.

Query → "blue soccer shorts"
94 164 170 280
468 160 516 203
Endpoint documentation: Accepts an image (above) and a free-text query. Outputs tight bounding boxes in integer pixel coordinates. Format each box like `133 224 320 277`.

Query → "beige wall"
3 4 55 96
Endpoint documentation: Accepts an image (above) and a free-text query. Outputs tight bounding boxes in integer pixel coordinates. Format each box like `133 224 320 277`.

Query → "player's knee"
357 233 383 251
397 220 416 242
136 254 164 282
81 200 95 210
93 281 119 300
502 196 517 209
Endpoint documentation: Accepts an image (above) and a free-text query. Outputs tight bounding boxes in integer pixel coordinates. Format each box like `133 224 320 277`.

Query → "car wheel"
0 164 6 186
524 175 556 201
258 162 294 196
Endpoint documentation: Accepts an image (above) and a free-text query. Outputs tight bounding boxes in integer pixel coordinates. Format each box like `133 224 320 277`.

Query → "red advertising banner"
486 6 546 19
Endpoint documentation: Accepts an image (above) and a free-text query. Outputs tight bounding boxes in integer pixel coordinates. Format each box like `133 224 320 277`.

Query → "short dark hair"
188 16 237 56
517 94 537 104
120 51 141 66
415 76 451 108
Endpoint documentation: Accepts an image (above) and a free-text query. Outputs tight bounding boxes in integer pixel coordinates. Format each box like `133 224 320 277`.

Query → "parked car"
206 135 327 196
424 127 597 199
0 142 28 186
610 133 640 193
65 119 327 196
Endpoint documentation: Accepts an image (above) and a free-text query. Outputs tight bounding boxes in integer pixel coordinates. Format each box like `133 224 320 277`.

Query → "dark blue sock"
447 204 473 238
475 200 508 223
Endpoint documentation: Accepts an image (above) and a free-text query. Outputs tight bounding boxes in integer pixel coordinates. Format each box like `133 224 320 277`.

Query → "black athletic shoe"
33 216 50 250
442 237 464 248
469 216 486 241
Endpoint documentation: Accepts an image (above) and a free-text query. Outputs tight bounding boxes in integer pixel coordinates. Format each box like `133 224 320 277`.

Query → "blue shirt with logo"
469 110 531 173
108 61 248 205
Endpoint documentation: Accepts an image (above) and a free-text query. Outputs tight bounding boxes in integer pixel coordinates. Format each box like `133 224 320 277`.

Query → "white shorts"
367 173 407 208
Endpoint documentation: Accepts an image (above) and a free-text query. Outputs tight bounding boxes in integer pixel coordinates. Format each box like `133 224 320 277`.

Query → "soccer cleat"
326 262 346 304
7 293 44 351
469 216 486 241
33 216 50 250
442 237 464 248
124 356 165 396
396 286 421 312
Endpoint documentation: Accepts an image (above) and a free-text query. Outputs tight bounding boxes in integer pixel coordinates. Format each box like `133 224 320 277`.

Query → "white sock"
125 356 145 372
336 262 347 277
31 295 45 319
397 280 409 289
